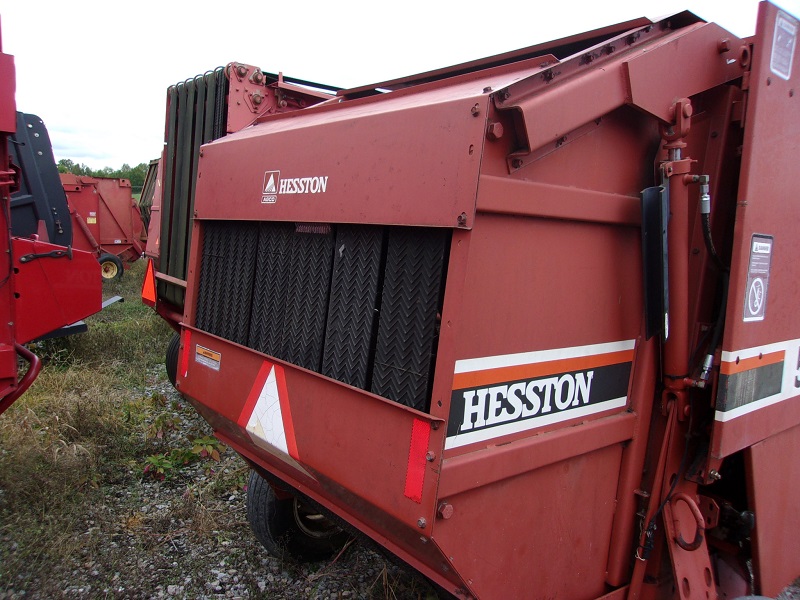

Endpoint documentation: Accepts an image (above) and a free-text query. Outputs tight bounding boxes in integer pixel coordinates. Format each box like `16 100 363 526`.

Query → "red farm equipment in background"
144 3 800 599
60 173 147 281
0 17 102 415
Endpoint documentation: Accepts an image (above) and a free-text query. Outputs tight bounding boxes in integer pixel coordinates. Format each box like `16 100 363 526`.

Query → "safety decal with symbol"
743 235 773 322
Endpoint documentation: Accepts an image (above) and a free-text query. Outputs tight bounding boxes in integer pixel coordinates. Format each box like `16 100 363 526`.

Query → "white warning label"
195 345 221 371
771 11 797 81
743 234 773 323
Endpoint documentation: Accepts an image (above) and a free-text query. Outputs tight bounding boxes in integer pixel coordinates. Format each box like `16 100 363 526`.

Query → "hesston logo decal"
446 340 635 449
261 170 329 204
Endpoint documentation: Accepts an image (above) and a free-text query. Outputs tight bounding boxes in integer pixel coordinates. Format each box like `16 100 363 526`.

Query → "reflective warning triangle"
239 361 297 459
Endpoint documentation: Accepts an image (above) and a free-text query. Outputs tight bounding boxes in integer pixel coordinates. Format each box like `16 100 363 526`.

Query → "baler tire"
246 470 348 562
99 253 124 281
165 333 180 388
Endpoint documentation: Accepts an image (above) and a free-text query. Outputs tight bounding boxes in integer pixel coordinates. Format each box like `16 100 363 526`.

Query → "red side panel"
13 238 102 343
711 3 800 457
0 28 19 403
0 52 14 133
710 3 800 593
746 423 800 595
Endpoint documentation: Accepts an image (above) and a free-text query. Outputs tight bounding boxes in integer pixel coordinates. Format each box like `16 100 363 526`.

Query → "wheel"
165 333 180 388
246 470 349 561
98 253 123 281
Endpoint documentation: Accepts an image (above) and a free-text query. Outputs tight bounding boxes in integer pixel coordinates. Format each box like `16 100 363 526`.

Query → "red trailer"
60 173 146 281
145 3 800 598
0 18 102 415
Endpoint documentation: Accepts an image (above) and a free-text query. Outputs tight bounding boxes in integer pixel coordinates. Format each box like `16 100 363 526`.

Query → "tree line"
57 159 149 193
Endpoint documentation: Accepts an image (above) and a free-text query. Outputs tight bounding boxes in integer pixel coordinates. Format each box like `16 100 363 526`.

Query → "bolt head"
437 502 454 520
486 121 504 141
417 518 427 529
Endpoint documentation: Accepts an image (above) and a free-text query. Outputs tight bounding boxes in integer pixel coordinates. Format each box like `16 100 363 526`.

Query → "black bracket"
19 246 73 263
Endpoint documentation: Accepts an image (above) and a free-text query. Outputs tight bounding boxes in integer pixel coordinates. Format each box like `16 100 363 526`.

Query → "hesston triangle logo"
261 170 280 204
261 169 329 204
264 173 277 194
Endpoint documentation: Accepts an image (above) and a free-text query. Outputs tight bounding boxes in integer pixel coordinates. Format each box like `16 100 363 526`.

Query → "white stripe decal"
454 340 636 374
720 338 800 363
445 396 627 450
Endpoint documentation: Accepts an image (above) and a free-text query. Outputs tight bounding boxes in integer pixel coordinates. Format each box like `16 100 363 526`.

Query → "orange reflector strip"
141 258 157 307
404 419 431 503
719 350 785 375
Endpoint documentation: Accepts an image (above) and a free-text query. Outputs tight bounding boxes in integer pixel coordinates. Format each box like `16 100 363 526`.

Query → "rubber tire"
99 253 123 281
165 333 180 388
246 470 349 562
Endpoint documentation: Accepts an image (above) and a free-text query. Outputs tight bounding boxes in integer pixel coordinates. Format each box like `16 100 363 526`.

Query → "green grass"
0 259 173 578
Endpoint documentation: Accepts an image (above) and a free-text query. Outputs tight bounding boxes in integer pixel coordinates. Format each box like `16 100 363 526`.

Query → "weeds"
0 260 174 585
0 259 440 599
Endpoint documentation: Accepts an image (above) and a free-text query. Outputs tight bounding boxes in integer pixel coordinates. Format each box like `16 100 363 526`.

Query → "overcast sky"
2 0 798 170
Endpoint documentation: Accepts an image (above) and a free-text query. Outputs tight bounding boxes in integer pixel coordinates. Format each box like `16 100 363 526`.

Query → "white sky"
2 0 799 170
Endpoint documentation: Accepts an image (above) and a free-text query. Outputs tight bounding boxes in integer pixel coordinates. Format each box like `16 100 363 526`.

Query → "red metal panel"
497 21 743 159
746 423 800 595
194 78 503 228
711 2 800 457
177 328 444 528
144 155 165 262
0 53 14 133
625 23 745 122
432 444 623 599
447 214 642 376
0 31 17 402
12 238 102 343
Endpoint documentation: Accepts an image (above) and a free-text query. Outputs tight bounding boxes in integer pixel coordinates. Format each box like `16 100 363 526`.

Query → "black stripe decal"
716 361 784 412
447 361 632 438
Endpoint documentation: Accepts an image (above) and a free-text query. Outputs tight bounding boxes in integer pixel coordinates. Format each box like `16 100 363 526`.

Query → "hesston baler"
143 3 800 598
0 19 102 415
60 173 147 281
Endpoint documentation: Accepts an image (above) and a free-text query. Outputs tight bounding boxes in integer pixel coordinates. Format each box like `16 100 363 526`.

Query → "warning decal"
771 11 797 81
743 234 773 322
195 345 221 371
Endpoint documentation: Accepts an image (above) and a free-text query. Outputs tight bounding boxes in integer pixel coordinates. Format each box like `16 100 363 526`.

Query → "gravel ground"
0 369 437 600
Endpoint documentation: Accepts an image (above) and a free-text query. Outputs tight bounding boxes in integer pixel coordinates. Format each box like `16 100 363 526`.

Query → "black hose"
702 213 728 274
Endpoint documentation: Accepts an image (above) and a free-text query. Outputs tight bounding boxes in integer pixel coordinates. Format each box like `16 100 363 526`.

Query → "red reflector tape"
404 418 431 503
179 330 192 379
239 362 272 428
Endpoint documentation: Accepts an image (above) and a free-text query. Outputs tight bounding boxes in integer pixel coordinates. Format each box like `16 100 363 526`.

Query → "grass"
0 259 443 599
0 259 173 583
